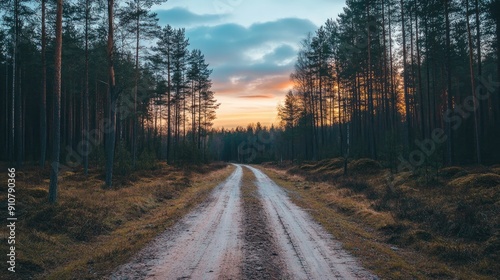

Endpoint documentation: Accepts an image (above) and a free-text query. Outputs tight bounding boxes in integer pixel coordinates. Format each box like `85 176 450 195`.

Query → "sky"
153 0 347 129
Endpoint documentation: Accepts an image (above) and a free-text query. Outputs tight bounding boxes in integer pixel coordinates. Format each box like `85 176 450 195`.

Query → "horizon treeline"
210 0 500 169
0 0 219 175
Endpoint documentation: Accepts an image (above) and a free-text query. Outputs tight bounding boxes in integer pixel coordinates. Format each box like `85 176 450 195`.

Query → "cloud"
263 45 297 65
185 18 316 98
239 94 275 99
155 7 226 28
186 18 316 64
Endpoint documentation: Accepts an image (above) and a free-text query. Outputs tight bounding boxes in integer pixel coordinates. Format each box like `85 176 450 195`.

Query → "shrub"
137 148 158 170
348 158 382 174
448 173 500 189
26 188 48 199
27 202 110 241
431 243 477 263
89 145 106 168
154 186 174 201
338 178 369 192
114 142 132 176
439 166 467 179
451 201 491 241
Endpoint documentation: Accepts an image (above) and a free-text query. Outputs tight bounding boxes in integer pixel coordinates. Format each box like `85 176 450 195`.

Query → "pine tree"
278 91 300 159
105 0 117 188
49 0 63 204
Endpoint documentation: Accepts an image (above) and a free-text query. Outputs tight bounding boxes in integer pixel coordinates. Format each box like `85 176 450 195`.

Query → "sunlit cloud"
239 94 275 99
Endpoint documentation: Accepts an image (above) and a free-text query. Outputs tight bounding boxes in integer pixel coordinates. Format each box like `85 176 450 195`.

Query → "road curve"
110 164 244 280
245 165 374 280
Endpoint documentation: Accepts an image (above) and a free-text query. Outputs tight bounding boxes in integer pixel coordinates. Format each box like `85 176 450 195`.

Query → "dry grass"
0 162 233 280
259 160 499 279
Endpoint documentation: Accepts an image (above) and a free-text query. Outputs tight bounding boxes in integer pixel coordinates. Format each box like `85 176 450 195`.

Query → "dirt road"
111 164 374 279
111 165 244 280
245 165 373 280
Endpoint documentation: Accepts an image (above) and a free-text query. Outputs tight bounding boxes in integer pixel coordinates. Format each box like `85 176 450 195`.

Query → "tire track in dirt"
245 165 376 280
110 165 244 280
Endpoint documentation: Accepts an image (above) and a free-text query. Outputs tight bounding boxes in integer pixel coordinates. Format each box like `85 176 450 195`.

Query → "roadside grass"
0 162 232 280
259 159 499 280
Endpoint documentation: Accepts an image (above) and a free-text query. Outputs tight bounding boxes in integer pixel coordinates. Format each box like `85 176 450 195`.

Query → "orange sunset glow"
213 79 295 129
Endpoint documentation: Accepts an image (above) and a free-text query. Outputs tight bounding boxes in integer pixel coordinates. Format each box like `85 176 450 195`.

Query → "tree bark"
414 0 425 139
474 0 485 139
132 0 139 169
11 0 18 163
83 0 90 175
367 0 377 159
496 1 500 128
40 0 47 168
167 50 171 164
466 0 482 164
49 0 63 204
105 0 117 188
445 0 454 165
401 0 412 152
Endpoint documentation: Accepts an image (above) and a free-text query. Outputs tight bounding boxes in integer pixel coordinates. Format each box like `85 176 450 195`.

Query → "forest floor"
259 158 500 279
0 161 231 280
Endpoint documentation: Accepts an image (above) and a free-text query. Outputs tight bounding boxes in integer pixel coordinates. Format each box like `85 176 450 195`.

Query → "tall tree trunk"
466 0 482 164
49 0 63 204
382 0 390 132
318 57 325 147
158 94 162 158
68 82 73 152
183 88 186 140
414 0 425 139
83 0 90 175
474 0 485 141
367 0 377 159
389 3 397 136
11 0 18 163
15 64 21 167
167 55 171 164
4 59 8 159
337 67 343 157
40 0 47 168
105 0 117 188
198 88 202 150
16 66 22 167
424 5 433 135
132 2 139 169
401 0 412 152
192 81 196 145
445 0 454 165
496 1 500 129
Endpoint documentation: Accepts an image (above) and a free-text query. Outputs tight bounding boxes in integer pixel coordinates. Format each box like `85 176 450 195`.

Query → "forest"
1 0 500 201
210 0 500 171
1 0 219 201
